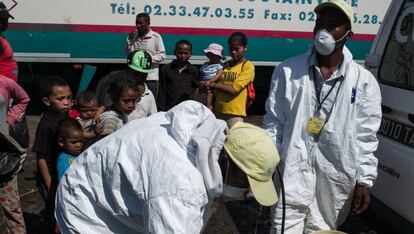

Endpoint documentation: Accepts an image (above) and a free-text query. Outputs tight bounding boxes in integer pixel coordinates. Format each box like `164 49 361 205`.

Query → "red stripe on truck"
9 23 375 41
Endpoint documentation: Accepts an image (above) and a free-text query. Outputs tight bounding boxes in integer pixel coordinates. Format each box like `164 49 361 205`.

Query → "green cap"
224 122 280 206
127 50 153 73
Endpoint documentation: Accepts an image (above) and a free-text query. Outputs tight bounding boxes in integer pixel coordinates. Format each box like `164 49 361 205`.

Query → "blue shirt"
57 152 77 182
200 62 223 80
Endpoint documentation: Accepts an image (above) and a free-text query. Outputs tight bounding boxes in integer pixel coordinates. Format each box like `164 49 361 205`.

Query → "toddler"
200 43 224 110
75 90 102 149
56 118 84 182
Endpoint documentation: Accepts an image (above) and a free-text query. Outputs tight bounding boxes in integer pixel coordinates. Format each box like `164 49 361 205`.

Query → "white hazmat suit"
263 46 382 233
55 101 227 233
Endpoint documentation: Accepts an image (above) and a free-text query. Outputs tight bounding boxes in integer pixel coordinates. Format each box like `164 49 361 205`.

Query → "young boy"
56 118 84 182
32 76 72 232
158 40 200 111
75 90 102 149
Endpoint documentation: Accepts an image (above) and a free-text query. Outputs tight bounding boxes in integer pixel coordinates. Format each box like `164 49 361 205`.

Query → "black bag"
0 152 21 181
9 115 29 148
0 131 26 186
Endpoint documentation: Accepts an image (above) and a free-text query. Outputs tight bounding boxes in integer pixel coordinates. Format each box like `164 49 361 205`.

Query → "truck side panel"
6 0 391 62
5 29 374 62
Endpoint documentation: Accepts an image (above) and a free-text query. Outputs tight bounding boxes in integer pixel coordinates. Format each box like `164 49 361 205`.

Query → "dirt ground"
18 116 47 233
18 115 377 234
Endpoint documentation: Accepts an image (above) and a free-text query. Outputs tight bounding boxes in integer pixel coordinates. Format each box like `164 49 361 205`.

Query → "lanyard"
312 67 341 112
311 66 344 141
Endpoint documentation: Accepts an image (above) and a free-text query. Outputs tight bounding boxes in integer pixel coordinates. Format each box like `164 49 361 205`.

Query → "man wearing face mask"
263 0 382 233
55 100 280 233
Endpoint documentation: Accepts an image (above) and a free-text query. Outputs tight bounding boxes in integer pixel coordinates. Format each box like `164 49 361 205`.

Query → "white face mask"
314 29 349 56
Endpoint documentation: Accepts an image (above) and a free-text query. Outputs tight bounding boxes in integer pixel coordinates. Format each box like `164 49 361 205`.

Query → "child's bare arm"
93 122 102 136
207 91 214 110
83 130 97 139
93 106 105 122
36 154 51 190
83 121 103 139
209 68 223 83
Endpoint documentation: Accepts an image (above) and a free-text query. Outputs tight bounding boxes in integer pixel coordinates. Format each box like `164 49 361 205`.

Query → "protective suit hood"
166 101 228 199
166 100 220 149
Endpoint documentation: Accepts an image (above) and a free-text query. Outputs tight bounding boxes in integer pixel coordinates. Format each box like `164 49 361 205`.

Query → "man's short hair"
38 76 69 98
76 90 96 106
56 118 83 139
136 13 150 22
175 39 193 52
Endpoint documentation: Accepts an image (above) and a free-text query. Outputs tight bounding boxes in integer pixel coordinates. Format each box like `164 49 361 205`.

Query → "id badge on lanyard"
307 67 343 137
307 117 325 134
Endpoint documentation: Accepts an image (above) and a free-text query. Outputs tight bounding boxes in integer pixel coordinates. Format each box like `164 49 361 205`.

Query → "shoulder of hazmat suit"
55 100 227 233
263 46 382 232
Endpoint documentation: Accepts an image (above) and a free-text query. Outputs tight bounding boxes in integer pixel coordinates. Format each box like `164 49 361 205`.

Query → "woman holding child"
205 32 255 128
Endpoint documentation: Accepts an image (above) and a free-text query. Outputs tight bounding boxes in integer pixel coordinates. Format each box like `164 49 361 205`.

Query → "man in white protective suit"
55 100 280 233
263 0 382 233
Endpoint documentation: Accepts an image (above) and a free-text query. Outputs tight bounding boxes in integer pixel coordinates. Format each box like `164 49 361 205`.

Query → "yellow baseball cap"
314 0 354 30
223 122 280 206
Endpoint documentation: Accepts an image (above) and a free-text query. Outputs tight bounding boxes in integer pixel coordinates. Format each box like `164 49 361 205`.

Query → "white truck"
366 0 414 232
7 0 390 64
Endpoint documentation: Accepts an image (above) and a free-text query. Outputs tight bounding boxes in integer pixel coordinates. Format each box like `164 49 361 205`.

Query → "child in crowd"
126 50 157 121
95 50 157 121
100 77 138 136
200 43 224 110
32 76 72 232
158 40 200 111
127 80 157 121
206 32 255 128
56 118 84 182
75 90 102 149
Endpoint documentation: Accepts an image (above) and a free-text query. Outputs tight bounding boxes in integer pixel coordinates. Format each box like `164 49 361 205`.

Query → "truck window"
379 0 414 90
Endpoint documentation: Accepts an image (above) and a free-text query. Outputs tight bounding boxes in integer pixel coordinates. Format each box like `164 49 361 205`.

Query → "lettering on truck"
378 162 401 179
7 0 391 62
378 117 414 148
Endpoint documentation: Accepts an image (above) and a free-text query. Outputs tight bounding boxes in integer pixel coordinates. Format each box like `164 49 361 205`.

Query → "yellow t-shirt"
214 60 255 117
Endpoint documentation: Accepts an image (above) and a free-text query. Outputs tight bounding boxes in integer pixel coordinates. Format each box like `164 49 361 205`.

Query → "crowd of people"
0 0 383 233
